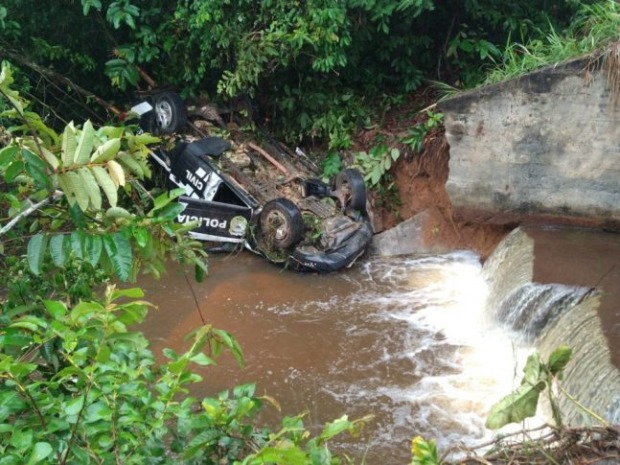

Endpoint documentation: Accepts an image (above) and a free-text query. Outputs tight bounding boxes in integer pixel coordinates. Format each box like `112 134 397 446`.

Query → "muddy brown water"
139 227 620 463
140 250 497 463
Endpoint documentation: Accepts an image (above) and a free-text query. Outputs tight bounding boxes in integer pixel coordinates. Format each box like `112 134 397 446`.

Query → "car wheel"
334 168 367 212
149 91 187 134
258 198 304 251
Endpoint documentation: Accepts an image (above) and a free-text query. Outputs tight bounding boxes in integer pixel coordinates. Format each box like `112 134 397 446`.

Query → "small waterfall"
483 227 620 425
492 282 591 342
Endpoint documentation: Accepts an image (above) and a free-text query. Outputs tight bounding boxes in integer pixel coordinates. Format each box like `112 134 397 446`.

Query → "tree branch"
0 191 63 236
0 46 122 115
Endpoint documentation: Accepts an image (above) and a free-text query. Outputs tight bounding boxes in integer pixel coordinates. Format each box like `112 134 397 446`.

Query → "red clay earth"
352 105 512 260
355 94 620 261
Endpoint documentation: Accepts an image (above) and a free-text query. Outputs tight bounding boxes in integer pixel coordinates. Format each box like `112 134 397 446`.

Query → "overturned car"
150 136 373 272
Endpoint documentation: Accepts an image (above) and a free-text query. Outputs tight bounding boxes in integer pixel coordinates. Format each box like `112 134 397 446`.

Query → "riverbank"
368 119 620 262
360 117 511 261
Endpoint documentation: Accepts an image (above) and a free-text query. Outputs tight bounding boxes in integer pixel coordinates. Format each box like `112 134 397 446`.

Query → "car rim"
264 210 290 245
155 101 173 129
340 180 353 205
335 169 366 212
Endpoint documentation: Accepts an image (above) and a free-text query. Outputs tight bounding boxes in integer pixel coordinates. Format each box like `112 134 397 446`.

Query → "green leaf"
189 352 215 366
43 300 67 319
8 362 38 378
10 428 33 451
27 234 48 275
4 160 24 182
64 395 85 416
131 227 148 247
67 171 90 211
523 353 543 386
26 442 52 465
547 345 572 376
40 146 59 170
90 137 121 163
151 188 184 214
0 391 28 423
56 173 75 206
102 232 133 281
118 152 144 178
79 167 102 210
70 301 103 324
91 165 118 207
74 120 95 166
0 145 18 167
84 401 112 423
132 133 160 146
24 161 52 190
70 231 84 260
251 446 307 465
0 454 21 465
61 122 77 167
22 148 53 188
411 436 438 465
84 234 103 266
49 234 67 268
233 383 256 398
152 201 185 221
320 415 354 441
167 357 189 375
110 287 144 300
105 206 134 219
194 260 207 282
82 0 102 15
212 329 244 367
21 148 49 172
485 380 546 429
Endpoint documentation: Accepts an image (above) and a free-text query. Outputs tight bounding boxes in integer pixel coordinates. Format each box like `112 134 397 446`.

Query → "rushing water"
483 227 620 427
141 250 521 462
140 227 620 463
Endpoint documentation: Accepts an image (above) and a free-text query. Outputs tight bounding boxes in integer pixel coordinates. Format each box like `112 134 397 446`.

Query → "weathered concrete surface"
371 210 451 256
438 56 620 226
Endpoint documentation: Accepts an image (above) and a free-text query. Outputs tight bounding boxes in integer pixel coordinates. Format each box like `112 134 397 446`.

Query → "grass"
484 1 620 85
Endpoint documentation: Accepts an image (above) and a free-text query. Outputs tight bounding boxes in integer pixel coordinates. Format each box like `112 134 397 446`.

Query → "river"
139 226 620 463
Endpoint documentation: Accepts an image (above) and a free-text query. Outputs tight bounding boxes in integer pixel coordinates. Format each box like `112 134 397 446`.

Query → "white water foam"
255 251 548 460
352 252 545 449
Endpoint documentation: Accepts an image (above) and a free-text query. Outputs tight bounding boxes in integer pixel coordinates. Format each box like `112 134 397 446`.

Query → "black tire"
334 168 367 212
258 198 304 251
148 92 187 135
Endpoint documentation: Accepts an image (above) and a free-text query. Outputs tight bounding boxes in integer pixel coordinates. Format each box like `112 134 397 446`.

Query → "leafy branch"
485 345 604 430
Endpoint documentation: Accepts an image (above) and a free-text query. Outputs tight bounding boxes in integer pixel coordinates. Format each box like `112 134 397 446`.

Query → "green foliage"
486 346 573 430
354 144 400 188
321 152 343 180
401 110 443 153
485 1 620 85
0 282 370 464
0 286 257 464
1 0 595 149
0 63 207 284
410 436 439 465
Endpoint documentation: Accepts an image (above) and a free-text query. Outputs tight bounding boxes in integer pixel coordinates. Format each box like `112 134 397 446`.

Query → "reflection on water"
140 250 533 463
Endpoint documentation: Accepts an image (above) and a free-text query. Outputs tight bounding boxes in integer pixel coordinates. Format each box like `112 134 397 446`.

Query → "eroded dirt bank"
355 119 512 260
364 114 619 261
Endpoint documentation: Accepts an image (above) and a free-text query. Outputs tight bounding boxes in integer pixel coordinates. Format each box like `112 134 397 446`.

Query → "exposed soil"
351 101 512 260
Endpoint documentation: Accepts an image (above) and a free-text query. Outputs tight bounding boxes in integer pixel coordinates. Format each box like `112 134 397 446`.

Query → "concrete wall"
438 56 620 224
